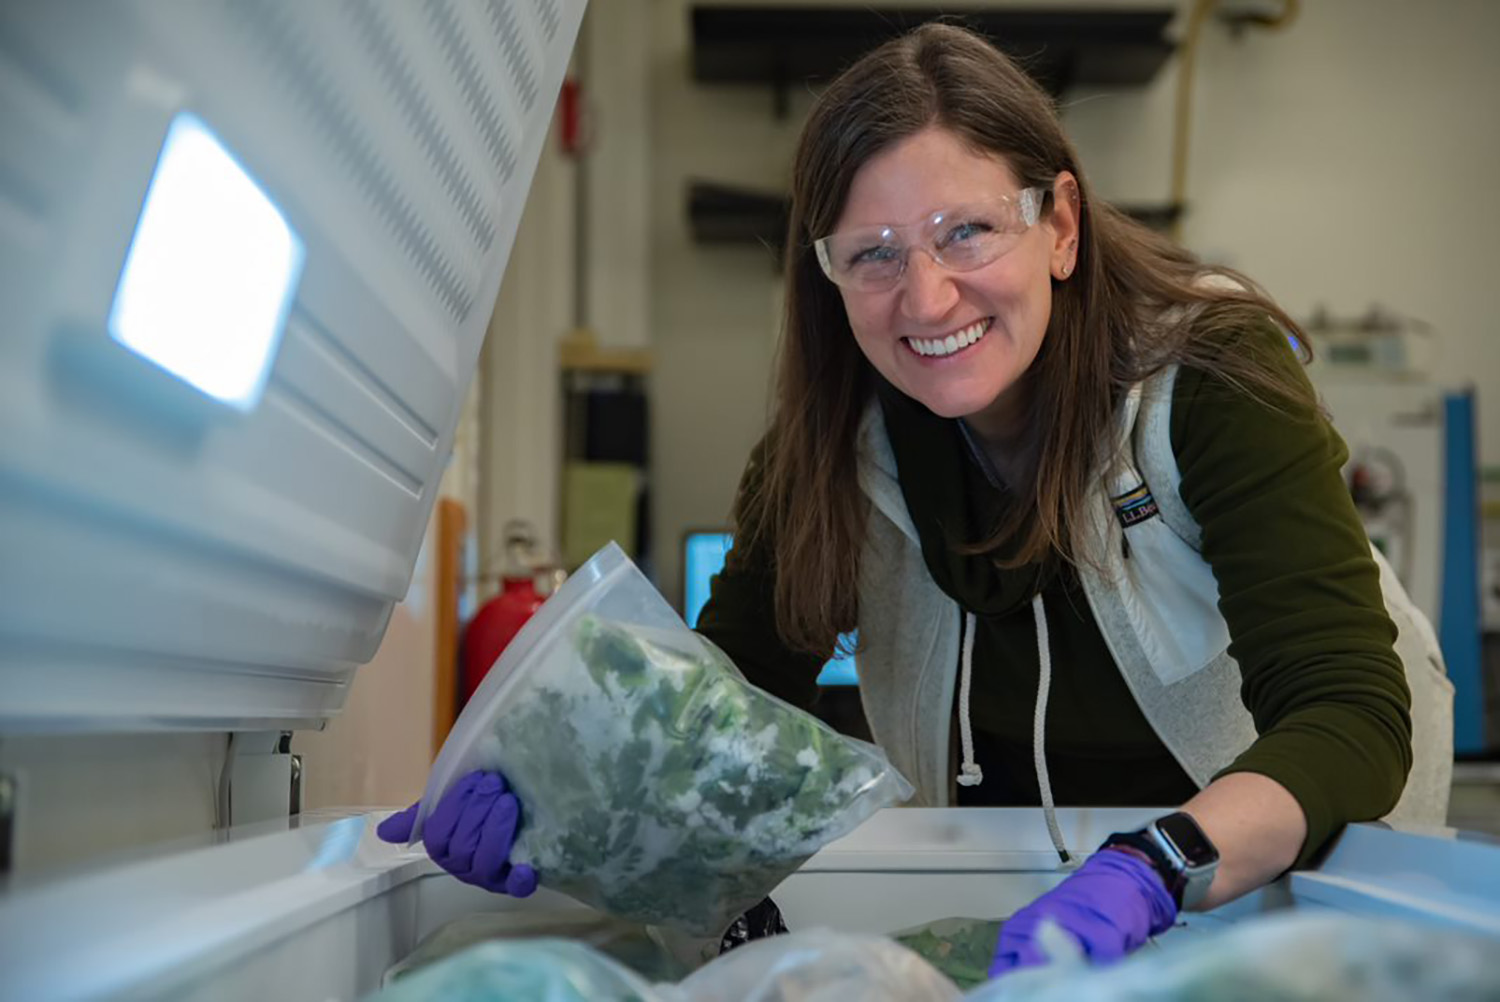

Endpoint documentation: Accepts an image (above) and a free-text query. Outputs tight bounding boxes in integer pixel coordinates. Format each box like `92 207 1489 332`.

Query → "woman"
381 23 1451 977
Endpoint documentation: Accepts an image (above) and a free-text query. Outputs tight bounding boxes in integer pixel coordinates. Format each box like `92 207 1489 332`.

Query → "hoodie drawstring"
1031 593 1072 865
956 611 983 787
953 597 1073 865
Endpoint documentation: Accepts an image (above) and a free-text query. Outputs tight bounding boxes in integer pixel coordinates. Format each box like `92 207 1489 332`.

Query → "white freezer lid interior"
0 0 585 731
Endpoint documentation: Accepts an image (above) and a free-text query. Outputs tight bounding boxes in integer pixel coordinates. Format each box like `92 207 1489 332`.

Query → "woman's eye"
939 221 992 247
849 245 901 267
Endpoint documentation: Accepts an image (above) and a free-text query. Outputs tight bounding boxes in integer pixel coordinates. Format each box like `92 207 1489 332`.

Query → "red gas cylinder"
459 522 559 706
460 575 544 705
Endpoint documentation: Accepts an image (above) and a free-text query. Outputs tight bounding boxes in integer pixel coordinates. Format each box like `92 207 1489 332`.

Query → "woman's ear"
1049 172 1082 280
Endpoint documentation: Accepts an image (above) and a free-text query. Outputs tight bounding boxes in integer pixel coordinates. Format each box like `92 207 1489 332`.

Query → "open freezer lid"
0 1 585 731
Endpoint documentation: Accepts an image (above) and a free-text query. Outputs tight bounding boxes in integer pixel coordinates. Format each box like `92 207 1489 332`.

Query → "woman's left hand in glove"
988 848 1177 978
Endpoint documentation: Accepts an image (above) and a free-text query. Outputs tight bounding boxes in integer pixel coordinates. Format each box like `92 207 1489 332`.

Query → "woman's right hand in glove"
376 769 539 897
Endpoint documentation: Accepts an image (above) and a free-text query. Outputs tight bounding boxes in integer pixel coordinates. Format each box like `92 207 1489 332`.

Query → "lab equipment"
461 521 556 706
412 541 913 934
378 771 538 898
1313 371 1487 754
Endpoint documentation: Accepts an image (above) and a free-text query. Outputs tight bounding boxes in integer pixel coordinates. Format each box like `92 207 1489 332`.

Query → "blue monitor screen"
683 531 858 686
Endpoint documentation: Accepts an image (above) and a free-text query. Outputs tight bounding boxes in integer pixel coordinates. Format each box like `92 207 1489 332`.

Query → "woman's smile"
902 317 993 359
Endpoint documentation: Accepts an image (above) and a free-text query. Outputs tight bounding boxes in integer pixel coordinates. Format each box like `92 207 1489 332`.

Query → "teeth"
908 320 988 358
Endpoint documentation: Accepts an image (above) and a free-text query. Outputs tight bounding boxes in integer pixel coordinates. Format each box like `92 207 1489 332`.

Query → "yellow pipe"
1170 0 1300 242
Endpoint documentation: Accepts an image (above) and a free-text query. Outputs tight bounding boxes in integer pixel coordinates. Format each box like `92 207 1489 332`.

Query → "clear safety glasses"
814 187 1049 293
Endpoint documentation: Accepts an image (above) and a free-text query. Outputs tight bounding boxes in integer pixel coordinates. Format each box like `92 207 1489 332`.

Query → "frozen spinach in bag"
367 939 670 1002
677 929 960 1002
382 911 692 986
481 614 912 934
964 912 1500 1002
894 918 1004 991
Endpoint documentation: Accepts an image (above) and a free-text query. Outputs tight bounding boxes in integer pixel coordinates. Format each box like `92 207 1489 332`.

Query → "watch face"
1157 813 1220 868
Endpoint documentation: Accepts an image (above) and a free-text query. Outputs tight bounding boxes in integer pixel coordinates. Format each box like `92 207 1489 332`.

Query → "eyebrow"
835 198 1010 234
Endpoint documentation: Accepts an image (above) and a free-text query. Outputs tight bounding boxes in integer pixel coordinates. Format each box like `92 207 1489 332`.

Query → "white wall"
479 115 576 579
1064 0 1500 464
647 2 814 605
646 0 1500 607
582 0 653 351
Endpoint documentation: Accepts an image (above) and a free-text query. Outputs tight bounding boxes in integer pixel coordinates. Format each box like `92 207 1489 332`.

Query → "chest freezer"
3 806 1498 1001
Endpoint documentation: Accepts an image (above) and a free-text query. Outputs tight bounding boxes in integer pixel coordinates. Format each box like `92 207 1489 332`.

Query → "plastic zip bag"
963 912 1500 1001
367 938 673 1002
677 929 961 1002
382 910 693 986
370 928 970 1002
413 543 913 935
892 917 1004 991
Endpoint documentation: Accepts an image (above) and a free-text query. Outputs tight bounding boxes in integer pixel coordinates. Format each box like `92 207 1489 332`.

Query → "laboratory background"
2 0 1500 999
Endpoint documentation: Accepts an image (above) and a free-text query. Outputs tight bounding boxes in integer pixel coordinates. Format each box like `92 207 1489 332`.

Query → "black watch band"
1101 829 1187 907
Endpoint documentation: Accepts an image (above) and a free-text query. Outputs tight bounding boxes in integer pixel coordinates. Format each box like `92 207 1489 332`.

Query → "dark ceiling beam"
691 6 1178 102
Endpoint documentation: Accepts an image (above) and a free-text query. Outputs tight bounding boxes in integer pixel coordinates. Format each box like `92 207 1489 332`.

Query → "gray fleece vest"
853 364 1453 826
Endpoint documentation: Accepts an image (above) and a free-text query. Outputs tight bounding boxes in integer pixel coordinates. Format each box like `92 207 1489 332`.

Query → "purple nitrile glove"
377 769 539 897
988 848 1177 978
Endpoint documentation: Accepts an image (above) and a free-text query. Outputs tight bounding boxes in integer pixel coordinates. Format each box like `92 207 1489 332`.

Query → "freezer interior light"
108 112 303 411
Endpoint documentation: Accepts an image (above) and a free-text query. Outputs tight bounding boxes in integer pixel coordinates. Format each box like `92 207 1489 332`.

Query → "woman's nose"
898 249 959 323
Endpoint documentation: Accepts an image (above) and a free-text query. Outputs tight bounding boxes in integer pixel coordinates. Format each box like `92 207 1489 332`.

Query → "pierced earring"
1061 263 1071 277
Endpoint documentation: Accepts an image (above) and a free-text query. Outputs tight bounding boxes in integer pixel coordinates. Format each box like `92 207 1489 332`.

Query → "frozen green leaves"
374 930 963 1002
894 918 1005 991
372 940 661 1002
483 614 911 934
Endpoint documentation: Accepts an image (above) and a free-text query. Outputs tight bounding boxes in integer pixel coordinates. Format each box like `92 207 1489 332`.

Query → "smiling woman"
688 19 1453 983
366 17 1454 985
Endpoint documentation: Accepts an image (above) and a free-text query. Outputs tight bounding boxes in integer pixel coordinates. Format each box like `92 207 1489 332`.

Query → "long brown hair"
733 22 1315 658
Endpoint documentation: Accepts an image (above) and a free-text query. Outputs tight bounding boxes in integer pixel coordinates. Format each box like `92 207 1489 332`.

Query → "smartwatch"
1101 811 1220 910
